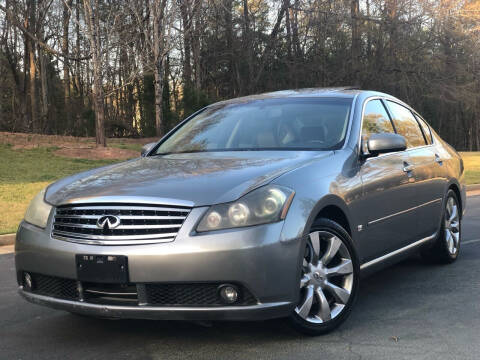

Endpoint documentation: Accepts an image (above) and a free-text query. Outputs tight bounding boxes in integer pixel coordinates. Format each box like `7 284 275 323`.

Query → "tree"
152 0 169 137
83 0 106 146
1 0 480 151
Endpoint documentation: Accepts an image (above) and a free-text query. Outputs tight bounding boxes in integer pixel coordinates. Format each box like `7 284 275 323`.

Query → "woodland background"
1 0 480 150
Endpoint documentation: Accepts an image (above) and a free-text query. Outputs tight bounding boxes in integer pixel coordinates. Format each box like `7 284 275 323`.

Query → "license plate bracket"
76 255 128 283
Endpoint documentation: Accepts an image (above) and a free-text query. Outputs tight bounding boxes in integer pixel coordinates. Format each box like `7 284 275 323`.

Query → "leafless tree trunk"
152 0 168 137
26 0 37 131
242 0 253 93
179 0 192 90
63 0 73 124
351 0 360 84
39 47 48 129
83 0 106 146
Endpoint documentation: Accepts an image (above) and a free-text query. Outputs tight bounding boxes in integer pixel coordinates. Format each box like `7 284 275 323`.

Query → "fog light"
219 285 239 304
24 272 33 290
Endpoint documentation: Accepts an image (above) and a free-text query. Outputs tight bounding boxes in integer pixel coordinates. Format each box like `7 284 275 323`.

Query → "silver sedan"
15 88 466 334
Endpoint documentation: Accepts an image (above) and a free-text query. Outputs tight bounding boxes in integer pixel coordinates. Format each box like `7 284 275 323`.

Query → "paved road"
1 197 480 360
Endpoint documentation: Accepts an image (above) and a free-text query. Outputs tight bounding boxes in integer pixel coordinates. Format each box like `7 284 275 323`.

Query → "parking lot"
1 196 479 360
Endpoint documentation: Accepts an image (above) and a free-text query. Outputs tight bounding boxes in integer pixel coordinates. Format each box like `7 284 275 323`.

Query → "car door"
385 101 444 240
358 98 419 262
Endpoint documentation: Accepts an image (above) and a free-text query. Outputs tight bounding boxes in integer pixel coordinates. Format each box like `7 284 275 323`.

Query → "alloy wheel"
445 196 460 255
295 230 354 324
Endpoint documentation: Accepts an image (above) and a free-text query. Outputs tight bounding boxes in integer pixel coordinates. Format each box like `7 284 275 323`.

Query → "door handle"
403 162 415 173
435 154 443 165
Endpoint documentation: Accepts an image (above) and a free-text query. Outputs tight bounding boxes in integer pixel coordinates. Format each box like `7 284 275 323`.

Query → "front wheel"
289 218 360 335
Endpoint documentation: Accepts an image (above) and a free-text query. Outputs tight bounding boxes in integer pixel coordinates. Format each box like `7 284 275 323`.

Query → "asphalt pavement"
1 196 480 360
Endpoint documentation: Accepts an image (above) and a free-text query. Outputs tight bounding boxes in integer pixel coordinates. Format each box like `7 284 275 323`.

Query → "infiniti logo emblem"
96 215 121 230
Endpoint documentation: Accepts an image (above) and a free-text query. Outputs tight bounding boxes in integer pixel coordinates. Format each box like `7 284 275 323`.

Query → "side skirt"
360 233 437 271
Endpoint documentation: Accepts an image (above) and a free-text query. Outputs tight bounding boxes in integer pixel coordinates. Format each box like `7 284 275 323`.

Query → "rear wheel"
289 218 360 335
421 189 461 264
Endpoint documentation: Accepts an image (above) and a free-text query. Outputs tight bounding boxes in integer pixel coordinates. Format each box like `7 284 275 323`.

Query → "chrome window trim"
357 95 390 156
413 113 435 145
357 96 437 157
360 232 437 270
383 99 429 149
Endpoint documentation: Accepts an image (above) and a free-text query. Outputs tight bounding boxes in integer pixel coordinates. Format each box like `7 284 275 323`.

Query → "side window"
362 99 395 138
386 101 427 148
414 114 433 145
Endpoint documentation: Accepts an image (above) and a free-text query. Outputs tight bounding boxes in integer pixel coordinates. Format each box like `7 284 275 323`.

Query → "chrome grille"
51 203 191 245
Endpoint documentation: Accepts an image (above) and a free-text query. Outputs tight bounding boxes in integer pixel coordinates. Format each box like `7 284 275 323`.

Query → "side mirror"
141 142 156 157
366 133 406 157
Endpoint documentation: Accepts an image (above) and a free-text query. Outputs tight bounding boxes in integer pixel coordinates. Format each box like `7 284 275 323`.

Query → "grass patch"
0 145 115 183
109 142 144 152
460 152 480 185
0 144 119 234
0 182 50 235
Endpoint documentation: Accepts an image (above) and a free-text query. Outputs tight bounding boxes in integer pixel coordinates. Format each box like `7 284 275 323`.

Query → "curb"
467 184 480 192
0 234 15 246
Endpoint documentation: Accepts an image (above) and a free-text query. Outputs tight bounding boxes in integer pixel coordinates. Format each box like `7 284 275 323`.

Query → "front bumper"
19 289 292 321
15 207 302 320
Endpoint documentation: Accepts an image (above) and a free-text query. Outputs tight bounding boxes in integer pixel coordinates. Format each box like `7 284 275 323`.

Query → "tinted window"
154 98 352 154
386 101 426 148
362 99 395 137
414 114 433 145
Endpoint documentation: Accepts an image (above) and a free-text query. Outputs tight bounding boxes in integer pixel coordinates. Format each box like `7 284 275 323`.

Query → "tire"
289 218 360 335
421 189 461 264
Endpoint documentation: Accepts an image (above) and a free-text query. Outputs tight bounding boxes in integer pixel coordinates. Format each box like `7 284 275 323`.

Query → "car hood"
45 151 332 207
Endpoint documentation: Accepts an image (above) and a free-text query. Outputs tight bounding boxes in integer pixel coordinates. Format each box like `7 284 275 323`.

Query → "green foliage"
139 74 179 135
139 74 156 137
182 86 211 120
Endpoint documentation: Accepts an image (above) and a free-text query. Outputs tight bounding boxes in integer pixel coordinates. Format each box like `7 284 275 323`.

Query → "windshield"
153 98 352 155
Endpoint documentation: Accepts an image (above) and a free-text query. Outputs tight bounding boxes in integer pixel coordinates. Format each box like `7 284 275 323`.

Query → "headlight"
24 188 52 229
197 185 295 232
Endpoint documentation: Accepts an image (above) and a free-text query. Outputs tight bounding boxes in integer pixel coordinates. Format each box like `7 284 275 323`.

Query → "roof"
210 87 367 107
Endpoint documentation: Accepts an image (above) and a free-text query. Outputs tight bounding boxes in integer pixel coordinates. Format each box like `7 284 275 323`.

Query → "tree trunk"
242 0 253 94
154 58 165 137
39 48 48 131
192 2 202 91
179 0 192 89
351 0 360 84
152 0 168 137
62 0 73 126
75 0 82 98
83 0 106 147
26 0 37 131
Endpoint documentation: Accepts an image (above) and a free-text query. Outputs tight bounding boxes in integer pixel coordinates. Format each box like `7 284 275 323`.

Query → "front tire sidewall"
289 218 360 335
